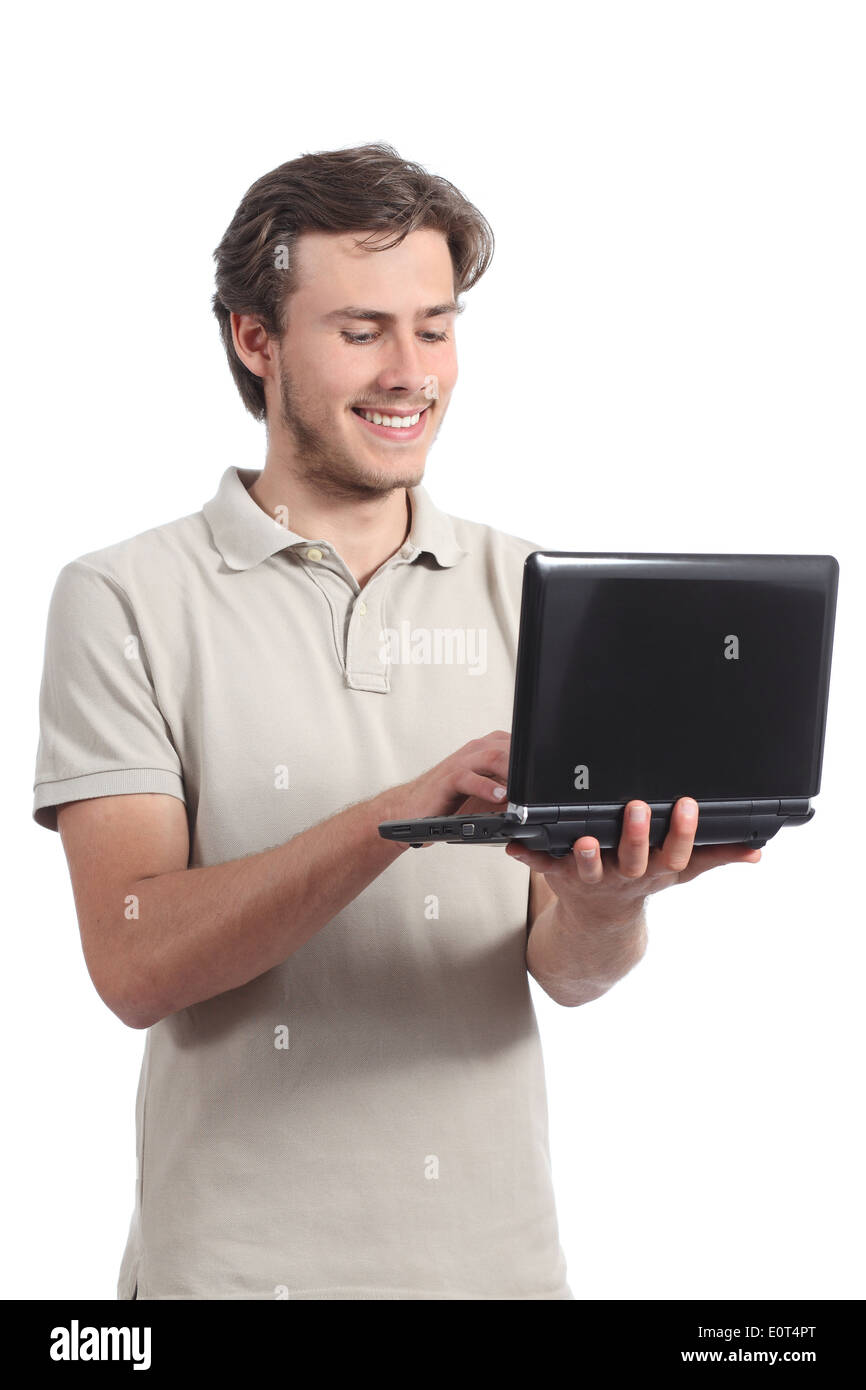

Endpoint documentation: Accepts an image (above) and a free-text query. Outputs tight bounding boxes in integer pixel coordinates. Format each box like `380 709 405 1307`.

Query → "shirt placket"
295 540 420 693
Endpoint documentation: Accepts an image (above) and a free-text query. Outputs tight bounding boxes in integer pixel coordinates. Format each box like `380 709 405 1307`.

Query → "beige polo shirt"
32 465 573 1300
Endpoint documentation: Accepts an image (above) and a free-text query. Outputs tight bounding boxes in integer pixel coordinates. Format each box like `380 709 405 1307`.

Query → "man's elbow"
532 975 619 1008
98 980 154 1030
90 961 157 1030
118 1000 155 1030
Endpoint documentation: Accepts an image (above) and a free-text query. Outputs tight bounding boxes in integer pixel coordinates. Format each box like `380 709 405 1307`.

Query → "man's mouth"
351 403 431 441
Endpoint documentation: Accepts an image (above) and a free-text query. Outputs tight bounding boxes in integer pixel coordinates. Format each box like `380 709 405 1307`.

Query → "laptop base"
378 799 815 857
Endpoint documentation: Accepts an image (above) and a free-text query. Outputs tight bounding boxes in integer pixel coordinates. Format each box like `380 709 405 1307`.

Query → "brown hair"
211 142 495 421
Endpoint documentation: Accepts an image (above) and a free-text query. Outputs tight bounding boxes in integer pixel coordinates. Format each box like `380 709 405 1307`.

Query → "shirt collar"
202 466 468 573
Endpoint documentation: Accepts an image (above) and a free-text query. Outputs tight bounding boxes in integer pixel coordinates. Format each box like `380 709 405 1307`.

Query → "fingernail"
493 786 506 799
579 848 595 858
629 806 646 823
681 799 698 818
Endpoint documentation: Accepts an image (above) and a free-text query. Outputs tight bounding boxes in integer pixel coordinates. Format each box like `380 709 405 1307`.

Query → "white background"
3 0 863 1300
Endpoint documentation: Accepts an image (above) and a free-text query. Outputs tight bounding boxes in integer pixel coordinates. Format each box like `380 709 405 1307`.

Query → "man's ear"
230 312 275 379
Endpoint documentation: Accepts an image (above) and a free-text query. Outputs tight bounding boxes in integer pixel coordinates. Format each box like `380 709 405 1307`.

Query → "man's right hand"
385 730 512 824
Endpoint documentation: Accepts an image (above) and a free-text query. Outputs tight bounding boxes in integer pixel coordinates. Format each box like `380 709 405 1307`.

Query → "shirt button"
401 546 413 558
306 546 324 561
358 601 367 616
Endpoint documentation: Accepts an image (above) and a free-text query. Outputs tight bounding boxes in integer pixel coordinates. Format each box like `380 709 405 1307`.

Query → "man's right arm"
56 731 512 1030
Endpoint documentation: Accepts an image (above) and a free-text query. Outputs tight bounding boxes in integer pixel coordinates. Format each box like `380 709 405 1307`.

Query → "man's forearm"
120 790 407 1029
526 896 648 1007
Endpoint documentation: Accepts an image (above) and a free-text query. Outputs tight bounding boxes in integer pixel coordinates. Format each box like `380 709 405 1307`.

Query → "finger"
572 837 604 883
656 797 699 873
505 842 559 872
458 769 510 803
671 842 763 886
455 747 510 805
617 801 651 878
478 747 510 789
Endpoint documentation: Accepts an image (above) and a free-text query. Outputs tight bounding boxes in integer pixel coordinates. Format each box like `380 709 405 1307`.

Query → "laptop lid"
506 552 838 808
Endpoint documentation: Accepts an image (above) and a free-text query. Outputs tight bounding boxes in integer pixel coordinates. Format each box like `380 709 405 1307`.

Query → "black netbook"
378 552 838 857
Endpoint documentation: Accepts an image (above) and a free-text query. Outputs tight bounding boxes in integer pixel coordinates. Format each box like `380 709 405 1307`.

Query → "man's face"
266 226 458 497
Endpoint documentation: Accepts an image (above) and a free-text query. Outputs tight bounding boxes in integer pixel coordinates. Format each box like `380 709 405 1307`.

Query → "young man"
32 143 761 1301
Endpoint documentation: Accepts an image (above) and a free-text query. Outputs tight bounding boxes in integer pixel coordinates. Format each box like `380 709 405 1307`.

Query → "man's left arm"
514 797 763 1008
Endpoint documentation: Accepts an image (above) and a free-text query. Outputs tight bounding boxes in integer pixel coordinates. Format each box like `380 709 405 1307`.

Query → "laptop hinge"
509 803 561 824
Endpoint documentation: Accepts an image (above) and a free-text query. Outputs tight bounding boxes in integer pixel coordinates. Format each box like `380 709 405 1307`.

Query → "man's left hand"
505 797 762 927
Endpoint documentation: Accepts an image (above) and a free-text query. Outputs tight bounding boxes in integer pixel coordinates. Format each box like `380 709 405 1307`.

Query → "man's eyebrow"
322 301 464 323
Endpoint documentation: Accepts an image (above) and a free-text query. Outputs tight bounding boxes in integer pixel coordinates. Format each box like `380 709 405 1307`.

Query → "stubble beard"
277 363 428 501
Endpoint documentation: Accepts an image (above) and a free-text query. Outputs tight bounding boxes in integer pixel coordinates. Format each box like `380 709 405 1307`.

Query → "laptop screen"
507 554 837 806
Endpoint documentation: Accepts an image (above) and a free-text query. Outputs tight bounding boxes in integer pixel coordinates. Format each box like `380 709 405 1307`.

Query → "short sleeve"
32 559 186 832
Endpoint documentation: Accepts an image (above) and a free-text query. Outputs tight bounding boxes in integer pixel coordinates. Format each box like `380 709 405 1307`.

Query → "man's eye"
339 331 449 345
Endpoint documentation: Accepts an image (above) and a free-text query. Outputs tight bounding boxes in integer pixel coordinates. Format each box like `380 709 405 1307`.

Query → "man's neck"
246 464 413 590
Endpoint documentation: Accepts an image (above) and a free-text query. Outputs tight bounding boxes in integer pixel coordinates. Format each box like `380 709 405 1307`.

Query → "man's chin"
355 461 426 493
347 443 426 488
299 448 421 498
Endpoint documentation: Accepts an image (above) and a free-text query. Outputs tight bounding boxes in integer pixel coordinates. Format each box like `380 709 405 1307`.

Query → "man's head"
211 143 494 497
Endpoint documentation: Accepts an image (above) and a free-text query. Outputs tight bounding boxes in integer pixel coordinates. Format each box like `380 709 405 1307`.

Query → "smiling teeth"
360 410 421 428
